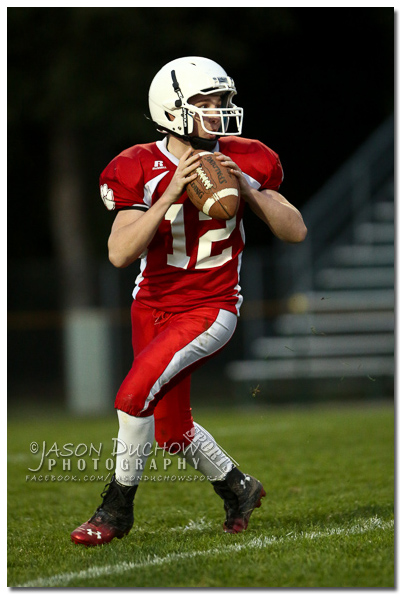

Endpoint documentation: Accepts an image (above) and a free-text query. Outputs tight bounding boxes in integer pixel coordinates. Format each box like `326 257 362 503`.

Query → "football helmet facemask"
148 56 243 150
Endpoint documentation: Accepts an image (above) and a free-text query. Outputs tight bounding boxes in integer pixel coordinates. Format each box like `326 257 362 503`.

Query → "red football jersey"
99 136 283 315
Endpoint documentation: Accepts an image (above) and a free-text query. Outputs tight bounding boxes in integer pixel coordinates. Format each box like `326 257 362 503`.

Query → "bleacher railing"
274 114 394 295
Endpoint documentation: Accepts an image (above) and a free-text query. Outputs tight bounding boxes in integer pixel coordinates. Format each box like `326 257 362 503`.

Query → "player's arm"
215 154 307 244
242 187 307 244
108 148 200 268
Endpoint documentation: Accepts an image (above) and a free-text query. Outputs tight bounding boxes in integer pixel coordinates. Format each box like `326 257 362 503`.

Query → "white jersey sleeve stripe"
143 171 170 207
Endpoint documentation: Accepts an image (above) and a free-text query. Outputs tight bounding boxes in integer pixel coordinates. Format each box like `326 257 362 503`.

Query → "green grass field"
8 403 394 588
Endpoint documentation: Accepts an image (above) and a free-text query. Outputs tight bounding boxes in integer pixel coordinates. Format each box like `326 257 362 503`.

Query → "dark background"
7 8 394 406
8 7 394 260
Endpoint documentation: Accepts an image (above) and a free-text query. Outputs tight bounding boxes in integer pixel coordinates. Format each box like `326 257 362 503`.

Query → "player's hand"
163 147 200 204
214 152 252 201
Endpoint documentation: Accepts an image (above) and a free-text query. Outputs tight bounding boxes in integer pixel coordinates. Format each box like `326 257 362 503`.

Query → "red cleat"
70 508 132 546
71 476 136 546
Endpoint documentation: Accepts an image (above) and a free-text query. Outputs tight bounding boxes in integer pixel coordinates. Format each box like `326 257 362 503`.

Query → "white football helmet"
148 56 243 147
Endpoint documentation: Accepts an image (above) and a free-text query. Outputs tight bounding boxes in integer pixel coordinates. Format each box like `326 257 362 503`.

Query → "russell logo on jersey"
152 160 167 171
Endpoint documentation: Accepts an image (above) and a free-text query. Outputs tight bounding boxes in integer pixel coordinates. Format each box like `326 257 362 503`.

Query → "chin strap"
162 126 218 151
146 115 219 152
187 135 218 151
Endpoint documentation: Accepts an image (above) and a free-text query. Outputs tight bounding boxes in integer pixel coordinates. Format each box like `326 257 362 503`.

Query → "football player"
71 56 307 546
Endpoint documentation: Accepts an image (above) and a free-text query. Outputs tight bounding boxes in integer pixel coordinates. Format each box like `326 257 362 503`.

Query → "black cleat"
212 468 266 533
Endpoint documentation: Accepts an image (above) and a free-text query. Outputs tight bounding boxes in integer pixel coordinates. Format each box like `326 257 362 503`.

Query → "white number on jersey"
165 205 236 270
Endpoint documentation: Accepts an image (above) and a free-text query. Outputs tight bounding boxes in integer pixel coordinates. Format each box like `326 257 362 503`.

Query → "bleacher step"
332 244 394 266
275 311 394 335
252 333 394 359
287 289 394 312
354 222 394 244
316 266 394 289
226 356 394 382
373 201 394 222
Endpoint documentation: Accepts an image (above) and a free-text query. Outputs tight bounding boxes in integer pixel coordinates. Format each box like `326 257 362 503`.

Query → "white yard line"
134 517 213 535
17 516 393 588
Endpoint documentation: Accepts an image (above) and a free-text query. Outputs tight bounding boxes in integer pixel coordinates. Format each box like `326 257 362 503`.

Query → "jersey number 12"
165 204 236 270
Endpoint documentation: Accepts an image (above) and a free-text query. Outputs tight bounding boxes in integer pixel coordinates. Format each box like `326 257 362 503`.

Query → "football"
186 151 240 220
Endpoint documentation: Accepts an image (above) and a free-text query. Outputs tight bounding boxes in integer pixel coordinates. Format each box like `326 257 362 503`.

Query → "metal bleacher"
226 116 394 400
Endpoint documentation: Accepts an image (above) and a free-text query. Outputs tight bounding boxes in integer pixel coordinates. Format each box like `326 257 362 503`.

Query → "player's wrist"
241 185 256 204
160 190 182 208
